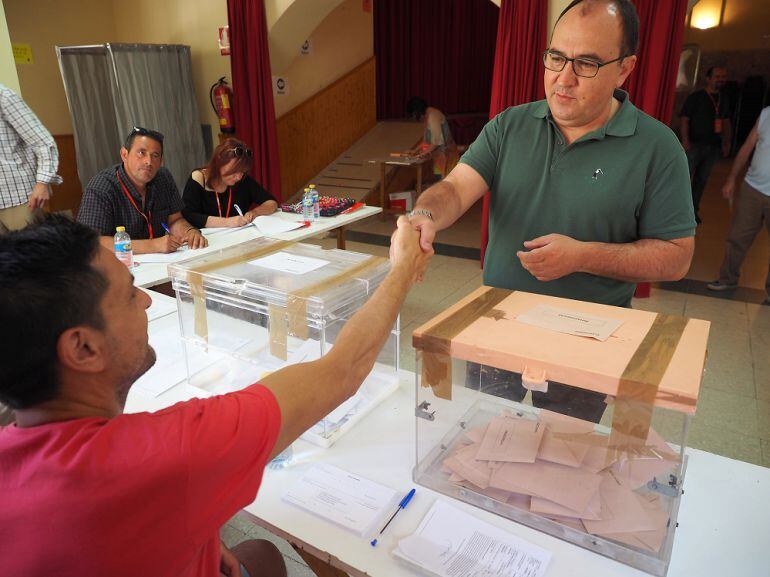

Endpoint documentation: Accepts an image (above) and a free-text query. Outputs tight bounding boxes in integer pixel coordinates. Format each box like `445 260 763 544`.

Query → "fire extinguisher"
210 77 235 134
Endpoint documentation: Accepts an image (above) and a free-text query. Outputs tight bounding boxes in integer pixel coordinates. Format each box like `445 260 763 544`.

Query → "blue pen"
370 488 416 547
161 222 172 236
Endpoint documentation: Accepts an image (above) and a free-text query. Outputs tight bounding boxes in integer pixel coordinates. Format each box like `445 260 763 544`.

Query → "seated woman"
182 138 278 228
406 96 456 177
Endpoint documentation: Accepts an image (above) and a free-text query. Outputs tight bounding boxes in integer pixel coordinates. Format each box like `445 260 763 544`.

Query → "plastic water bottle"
114 226 134 268
309 184 320 219
302 188 314 224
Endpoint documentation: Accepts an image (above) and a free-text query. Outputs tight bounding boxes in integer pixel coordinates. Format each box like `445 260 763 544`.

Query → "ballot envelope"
169 238 399 447
411 286 710 576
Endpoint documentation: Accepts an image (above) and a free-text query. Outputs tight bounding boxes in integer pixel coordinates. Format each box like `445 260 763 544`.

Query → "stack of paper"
282 464 397 536
394 500 552 577
440 409 678 552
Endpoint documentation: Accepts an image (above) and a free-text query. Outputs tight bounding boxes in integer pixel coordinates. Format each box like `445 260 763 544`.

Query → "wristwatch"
407 209 433 221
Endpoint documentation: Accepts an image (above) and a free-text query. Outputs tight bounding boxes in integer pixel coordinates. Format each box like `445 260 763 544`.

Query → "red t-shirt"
0 384 281 576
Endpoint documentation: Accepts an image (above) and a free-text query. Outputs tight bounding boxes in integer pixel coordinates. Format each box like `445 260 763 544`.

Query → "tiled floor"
223 159 770 574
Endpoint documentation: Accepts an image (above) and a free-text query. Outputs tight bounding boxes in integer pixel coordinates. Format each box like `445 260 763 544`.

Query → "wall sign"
218 26 230 56
300 39 312 55
273 76 289 96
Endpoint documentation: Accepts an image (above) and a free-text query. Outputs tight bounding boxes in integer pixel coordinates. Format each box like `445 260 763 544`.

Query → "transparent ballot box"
169 238 399 447
412 287 710 576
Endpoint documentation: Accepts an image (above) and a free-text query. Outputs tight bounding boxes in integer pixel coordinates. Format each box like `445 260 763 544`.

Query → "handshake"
389 215 433 285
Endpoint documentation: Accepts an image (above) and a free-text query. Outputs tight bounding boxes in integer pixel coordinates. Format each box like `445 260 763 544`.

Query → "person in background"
182 138 277 229
680 66 732 224
406 96 456 177
0 83 62 234
0 215 430 576
77 126 208 254
707 107 770 304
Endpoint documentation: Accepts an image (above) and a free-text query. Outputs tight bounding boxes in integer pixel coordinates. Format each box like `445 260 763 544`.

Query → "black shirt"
680 89 730 146
181 173 276 228
77 164 184 239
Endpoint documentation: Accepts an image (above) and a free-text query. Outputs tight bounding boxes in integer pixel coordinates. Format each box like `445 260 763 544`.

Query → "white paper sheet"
247 251 330 275
200 225 248 236
251 215 305 235
133 245 190 264
282 464 398 536
516 304 623 341
394 500 552 577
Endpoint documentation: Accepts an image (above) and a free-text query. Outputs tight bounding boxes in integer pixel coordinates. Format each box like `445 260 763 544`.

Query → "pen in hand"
370 488 415 547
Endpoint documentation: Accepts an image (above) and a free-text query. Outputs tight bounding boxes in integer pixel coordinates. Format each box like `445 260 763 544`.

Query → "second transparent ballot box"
169 238 399 447
412 287 710 576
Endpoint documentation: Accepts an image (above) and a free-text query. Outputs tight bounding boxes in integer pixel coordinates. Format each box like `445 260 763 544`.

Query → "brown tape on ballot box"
414 287 511 400
277 255 388 354
186 240 294 342
608 313 690 458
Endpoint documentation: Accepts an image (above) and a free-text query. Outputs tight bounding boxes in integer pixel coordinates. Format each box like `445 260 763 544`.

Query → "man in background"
707 107 770 304
680 66 732 224
0 83 61 234
78 126 207 254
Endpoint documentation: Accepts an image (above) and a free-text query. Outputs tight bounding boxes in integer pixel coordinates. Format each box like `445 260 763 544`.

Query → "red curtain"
227 0 282 200
625 0 689 124
626 0 689 297
480 0 547 265
374 0 499 119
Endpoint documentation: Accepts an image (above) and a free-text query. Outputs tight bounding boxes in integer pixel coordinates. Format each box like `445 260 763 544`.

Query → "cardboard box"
389 190 416 212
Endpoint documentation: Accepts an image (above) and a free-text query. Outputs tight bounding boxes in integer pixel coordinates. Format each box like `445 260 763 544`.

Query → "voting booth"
412 287 710 576
169 238 400 447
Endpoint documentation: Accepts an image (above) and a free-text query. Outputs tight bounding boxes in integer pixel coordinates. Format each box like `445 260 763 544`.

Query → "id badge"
714 118 723 134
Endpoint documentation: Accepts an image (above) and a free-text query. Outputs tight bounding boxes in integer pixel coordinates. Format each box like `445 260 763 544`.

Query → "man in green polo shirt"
407 0 695 422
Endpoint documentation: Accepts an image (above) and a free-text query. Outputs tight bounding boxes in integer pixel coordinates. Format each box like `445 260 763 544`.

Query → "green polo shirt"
461 89 695 307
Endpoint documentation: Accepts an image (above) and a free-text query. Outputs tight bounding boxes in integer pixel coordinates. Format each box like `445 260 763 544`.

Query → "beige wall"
272 0 373 117
0 0 19 93
684 0 770 52
5 0 116 134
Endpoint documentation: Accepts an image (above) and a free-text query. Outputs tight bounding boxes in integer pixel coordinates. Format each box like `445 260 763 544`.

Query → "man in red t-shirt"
0 215 430 576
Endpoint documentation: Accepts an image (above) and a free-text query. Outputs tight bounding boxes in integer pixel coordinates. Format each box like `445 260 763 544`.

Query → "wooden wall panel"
49 134 83 216
276 57 376 201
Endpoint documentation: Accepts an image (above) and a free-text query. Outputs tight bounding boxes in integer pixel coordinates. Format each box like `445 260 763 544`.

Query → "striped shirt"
0 84 62 209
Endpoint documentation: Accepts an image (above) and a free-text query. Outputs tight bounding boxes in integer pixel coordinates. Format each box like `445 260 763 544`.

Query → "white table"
126 305 770 577
133 206 381 288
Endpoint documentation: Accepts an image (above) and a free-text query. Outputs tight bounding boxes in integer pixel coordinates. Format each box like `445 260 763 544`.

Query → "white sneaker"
706 280 738 291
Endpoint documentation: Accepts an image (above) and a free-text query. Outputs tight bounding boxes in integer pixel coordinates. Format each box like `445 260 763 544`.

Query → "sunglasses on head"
228 146 253 159
129 126 164 142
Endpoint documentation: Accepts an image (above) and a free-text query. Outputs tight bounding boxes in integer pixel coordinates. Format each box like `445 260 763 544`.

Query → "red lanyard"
214 187 233 218
116 170 154 239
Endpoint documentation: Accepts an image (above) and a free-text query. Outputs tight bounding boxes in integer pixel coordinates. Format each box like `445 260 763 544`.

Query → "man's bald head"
555 0 639 58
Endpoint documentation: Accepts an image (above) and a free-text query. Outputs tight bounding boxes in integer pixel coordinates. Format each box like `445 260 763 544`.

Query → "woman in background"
182 138 277 228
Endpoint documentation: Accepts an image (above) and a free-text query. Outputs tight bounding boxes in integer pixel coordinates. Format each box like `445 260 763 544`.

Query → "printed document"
394 500 551 577
516 304 623 341
283 464 397 536
251 215 305 235
248 251 330 275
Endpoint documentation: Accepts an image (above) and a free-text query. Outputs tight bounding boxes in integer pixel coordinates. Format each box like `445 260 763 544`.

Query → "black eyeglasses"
228 146 253 159
542 50 626 79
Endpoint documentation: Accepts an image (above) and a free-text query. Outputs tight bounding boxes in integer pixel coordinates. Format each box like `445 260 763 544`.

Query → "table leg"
336 226 346 250
380 162 387 221
416 163 423 201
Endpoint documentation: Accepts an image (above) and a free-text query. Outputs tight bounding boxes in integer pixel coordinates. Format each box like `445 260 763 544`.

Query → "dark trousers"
718 180 770 296
466 362 608 423
686 143 721 219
